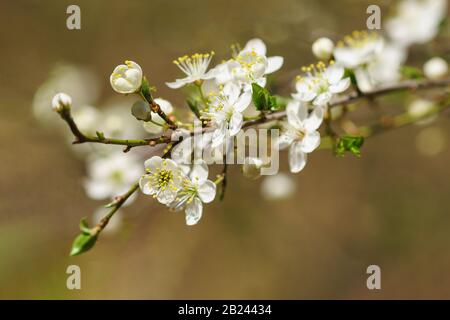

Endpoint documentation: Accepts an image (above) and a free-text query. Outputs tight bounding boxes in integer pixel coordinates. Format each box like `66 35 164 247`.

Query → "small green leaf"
140 77 153 102
96 131 105 140
400 66 424 80
251 83 279 111
344 69 358 86
335 136 364 157
79 217 91 234
70 233 97 256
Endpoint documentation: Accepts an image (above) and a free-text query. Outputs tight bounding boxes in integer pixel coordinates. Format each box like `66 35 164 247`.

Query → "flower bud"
242 157 264 180
51 92 72 112
110 60 143 94
312 37 334 60
423 57 448 80
131 100 152 121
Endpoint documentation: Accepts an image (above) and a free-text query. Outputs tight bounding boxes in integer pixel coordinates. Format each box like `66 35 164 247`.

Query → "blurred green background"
1 0 450 299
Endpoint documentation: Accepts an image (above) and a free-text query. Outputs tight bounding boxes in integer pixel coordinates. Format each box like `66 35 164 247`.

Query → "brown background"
0 0 449 299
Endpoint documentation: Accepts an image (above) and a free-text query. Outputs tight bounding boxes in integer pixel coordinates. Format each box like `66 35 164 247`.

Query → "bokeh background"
1 0 450 299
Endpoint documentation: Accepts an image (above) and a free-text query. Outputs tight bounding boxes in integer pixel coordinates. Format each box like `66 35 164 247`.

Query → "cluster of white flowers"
139 156 216 225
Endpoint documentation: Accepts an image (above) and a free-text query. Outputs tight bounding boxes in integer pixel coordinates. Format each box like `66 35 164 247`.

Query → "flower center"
173 52 214 78
337 30 379 48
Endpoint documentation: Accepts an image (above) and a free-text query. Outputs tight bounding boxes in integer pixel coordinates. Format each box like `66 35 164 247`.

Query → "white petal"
286 100 302 128
144 156 162 172
243 38 267 56
84 180 112 200
223 82 240 104
276 132 294 150
139 175 155 195
266 56 284 74
185 198 203 226
300 131 321 153
166 78 189 89
313 92 332 106
191 160 209 184
229 112 243 136
289 142 307 173
157 188 177 205
292 90 317 102
235 92 252 112
329 78 350 94
303 106 324 131
325 64 345 84
198 180 216 203
154 98 173 114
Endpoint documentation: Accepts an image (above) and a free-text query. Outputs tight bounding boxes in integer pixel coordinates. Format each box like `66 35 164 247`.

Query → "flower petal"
325 64 345 84
329 78 350 94
243 38 267 56
166 78 189 89
198 180 216 203
229 112 243 136
313 92 332 106
185 197 203 226
235 92 252 112
303 106 324 131
144 156 162 172
289 142 308 173
300 131 321 153
191 160 209 184
266 56 284 74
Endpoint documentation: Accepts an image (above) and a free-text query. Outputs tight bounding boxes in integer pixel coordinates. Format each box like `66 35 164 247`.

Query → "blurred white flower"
312 37 334 60
169 160 216 225
110 61 143 94
386 0 447 47
277 101 324 173
423 57 448 80
142 98 174 134
139 156 182 205
293 61 350 106
166 52 216 89
355 43 407 92
407 98 438 125
33 64 99 125
72 105 101 135
334 31 384 69
416 127 446 157
202 82 252 147
84 152 143 202
261 173 296 200
51 92 72 112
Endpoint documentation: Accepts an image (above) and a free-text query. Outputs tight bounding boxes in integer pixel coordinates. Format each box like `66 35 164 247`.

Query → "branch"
91 182 139 237
58 106 172 151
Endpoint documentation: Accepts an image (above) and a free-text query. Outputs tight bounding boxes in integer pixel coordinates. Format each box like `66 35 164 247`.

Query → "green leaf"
95 131 105 140
335 136 364 157
344 69 358 86
400 66 424 80
251 83 279 111
70 233 97 256
140 76 153 101
79 217 91 234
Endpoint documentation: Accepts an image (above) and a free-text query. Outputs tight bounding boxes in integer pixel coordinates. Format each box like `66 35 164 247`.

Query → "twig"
91 182 139 237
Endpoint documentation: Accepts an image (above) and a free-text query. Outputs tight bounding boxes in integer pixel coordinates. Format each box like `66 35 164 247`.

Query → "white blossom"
261 173 296 200
166 52 216 89
333 31 384 69
277 101 324 173
51 92 72 112
202 82 252 147
139 156 183 205
110 61 143 94
386 0 447 47
355 43 407 92
84 153 143 202
292 61 350 106
312 37 334 60
423 57 448 80
169 160 216 226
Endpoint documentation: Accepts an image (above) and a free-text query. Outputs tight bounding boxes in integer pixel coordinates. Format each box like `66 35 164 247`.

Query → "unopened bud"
52 92 72 112
131 100 152 121
312 37 334 60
